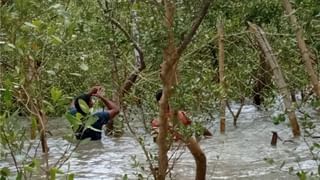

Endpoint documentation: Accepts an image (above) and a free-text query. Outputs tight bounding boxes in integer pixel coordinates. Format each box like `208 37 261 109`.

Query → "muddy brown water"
1 104 319 179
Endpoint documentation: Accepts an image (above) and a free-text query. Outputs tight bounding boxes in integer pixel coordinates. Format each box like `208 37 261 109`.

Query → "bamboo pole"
282 0 320 97
249 23 301 137
217 20 226 133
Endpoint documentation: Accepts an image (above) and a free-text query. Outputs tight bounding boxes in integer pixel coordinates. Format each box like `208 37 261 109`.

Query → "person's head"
155 89 163 102
74 93 93 115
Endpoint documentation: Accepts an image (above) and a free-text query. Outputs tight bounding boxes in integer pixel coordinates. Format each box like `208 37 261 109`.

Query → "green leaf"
7 43 16 49
289 167 294 174
50 168 56 180
263 157 274 164
69 73 82 77
32 19 42 28
75 112 83 120
24 22 37 28
122 174 128 180
16 171 22 180
27 159 39 169
51 35 63 45
24 166 33 172
272 114 285 125
313 143 320 149
49 3 62 9
67 173 74 180
46 70 56 75
15 0 27 12
49 168 63 180
296 170 307 180
79 99 89 114
65 113 81 127
279 114 285 122
3 88 12 107
85 116 98 128
0 167 10 177
79 63 89 71
50 87 62 102
17 48 24 56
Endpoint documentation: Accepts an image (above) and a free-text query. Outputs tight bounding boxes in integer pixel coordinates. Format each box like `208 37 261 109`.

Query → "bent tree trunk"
282 0 320 97
249 23 301 137
158 1 211 179
185 137 207 180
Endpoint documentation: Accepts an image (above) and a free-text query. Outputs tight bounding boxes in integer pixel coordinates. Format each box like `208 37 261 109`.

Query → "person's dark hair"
155 89 163 102
74 93 91 115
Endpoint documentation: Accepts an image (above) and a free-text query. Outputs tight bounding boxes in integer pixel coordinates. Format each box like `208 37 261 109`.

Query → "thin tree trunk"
158 1 211 179
217 20 226 134
226 98 244 127
158 2 176 179
252 53 272 106
106 24 120 135
249 23 301 137
291 89 297 103
282 0 320 97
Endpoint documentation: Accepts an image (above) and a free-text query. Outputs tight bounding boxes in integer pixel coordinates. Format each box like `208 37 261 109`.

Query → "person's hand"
92 93 103 98
88 86 99 95
89 85 104 96
92 89 106 99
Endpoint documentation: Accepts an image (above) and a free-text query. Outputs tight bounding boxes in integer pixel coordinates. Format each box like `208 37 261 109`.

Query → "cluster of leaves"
1 0 318 118
0 109 76 180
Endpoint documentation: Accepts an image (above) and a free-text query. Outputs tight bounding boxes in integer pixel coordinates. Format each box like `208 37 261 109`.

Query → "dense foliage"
0 0 320 179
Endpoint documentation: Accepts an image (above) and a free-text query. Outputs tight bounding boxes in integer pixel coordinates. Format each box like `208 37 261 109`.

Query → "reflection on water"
2 104 319 179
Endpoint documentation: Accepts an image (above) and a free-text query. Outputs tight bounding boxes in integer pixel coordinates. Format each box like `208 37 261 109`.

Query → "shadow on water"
1 104 319 179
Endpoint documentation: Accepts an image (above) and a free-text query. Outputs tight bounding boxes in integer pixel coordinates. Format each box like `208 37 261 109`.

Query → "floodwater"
1 104 319 180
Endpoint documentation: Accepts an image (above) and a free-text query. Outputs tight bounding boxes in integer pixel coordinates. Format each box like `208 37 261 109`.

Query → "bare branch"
0 60 15 69
122 109 157 179
97 0 145 69
177 0 212 55
108 17 145 67
97 0 146 100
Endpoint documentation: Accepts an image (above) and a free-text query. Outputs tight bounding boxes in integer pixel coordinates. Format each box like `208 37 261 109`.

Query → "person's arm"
178 111 212 136
178 111 192 125
93 94 120 119
70 99 75 108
